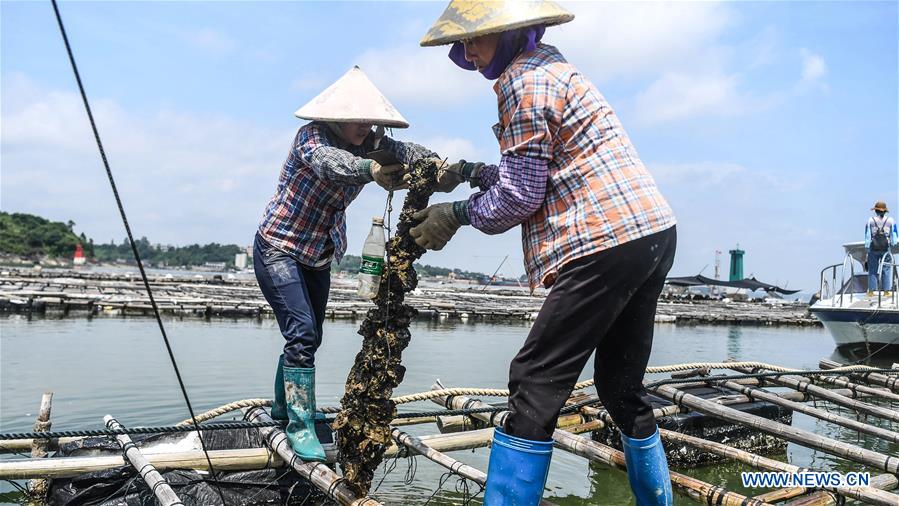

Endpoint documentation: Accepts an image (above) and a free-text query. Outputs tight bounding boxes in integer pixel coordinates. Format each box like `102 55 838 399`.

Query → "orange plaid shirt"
493 45 676 289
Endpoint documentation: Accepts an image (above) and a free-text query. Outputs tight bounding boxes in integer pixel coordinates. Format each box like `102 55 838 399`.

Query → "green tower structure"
729 245 745 282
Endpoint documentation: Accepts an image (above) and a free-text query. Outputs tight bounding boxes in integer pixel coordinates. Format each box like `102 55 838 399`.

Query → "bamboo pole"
103 416 184 506
552 429 771 506
718 380 899 443
581 401 899 505
658 428 899 505
429 386 768 506
244 407 382 505
753 487 809 503
574 384 852 428
26 393 53 505
782 474 899 506
391 427 486 484
819 359 899 392
0 437 76 454
651 384 899 474
809 371 899 403
0 448 285 479
0 429 497 480
730 366 899 423
437 411 584 434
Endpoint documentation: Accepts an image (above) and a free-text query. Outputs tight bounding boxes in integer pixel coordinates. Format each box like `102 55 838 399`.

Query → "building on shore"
235 252 248 270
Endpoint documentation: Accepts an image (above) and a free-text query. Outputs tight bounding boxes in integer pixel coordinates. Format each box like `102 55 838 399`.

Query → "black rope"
372 451 401 492
48 1 225 503
3 479 28 495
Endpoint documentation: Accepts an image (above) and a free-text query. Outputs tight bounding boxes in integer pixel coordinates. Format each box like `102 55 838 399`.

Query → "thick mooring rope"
172 361 896 426
5 365 897 441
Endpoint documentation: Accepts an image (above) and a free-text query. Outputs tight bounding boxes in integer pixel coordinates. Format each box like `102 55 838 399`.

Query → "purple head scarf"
448 24 545 80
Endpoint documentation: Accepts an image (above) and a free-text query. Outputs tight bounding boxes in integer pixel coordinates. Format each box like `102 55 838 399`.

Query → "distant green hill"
0 211 241 267
93 238 242 267
1 212 497 277
0 212 87 258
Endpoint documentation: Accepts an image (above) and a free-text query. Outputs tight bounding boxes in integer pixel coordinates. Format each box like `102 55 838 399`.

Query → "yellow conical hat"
420 0 574 47
294 66 409 128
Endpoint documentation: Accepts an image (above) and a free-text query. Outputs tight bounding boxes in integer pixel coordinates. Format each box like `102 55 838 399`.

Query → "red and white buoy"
73 243 86 266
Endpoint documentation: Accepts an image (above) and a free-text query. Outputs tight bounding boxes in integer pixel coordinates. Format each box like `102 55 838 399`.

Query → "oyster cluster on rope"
333 157 439 494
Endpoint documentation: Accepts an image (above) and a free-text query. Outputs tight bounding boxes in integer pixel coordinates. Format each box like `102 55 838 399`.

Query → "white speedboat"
810 242 899 352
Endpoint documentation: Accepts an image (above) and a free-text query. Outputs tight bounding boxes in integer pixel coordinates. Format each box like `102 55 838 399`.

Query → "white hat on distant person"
294 66 409 128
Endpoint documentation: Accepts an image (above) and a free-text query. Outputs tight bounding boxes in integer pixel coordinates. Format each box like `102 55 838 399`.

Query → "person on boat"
411 2 677 504
865 201 898 297
254 66 440 461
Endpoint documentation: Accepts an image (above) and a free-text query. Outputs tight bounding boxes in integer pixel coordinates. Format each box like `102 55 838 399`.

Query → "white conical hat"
293 66 409 128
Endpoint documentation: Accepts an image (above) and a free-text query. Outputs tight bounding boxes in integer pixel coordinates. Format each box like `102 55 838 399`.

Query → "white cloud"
553 2 734 81
414 135 484 162
1 74 289 247
633 72 742 125
186 28 235 54
798 48 828 92
354 44 486 107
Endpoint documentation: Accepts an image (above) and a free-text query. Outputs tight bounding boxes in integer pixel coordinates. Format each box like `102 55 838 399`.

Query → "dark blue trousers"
254 233 330 368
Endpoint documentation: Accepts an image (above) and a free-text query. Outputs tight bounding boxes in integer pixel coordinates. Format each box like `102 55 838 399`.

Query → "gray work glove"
434 160 464 193
371 161 408 191
404 159 484 192
402 158 459 192
410 202 462 250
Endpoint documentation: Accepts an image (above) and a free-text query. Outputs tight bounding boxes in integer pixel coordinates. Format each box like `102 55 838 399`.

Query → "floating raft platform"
0 269 818 326
2 360 897 505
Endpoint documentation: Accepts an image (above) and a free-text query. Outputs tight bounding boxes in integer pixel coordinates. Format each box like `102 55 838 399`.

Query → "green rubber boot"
283 366 326 461
270 354 287 422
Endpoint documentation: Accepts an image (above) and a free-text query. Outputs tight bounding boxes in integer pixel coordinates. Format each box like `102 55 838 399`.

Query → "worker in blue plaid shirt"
255 66 439 460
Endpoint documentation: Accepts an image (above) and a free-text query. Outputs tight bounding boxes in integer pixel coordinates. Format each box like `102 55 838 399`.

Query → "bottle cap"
372 217 384 225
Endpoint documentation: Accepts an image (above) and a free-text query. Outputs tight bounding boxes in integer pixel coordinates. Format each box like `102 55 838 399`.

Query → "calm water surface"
1 316 897 504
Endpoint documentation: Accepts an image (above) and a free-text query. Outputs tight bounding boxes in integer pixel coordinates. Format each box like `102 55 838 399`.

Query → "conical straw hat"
420 0 574 47
294 66 409 128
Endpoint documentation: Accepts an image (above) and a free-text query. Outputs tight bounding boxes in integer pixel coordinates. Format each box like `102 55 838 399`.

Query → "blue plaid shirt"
258 122 435 267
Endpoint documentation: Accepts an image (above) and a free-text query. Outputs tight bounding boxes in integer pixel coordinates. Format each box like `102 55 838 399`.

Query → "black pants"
505 226 677 441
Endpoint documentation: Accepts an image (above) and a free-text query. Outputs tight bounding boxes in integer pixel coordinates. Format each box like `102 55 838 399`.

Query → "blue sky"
2 1 896 291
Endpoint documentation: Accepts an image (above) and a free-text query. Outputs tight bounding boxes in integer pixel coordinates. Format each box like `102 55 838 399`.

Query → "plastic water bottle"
357 217 385 299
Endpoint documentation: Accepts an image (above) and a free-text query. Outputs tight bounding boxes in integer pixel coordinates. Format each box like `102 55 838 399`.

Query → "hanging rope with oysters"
333 157 439 494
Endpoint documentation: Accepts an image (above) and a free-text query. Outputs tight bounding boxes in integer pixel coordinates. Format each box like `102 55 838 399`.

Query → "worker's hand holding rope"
371 161 409 191
410 202 462 250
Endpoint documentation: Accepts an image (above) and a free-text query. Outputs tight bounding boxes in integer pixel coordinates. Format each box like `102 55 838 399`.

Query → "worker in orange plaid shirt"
411 2 677 504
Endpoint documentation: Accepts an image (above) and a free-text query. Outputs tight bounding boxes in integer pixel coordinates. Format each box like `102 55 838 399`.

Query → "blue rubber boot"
621 428 674 505
484 427 553 505
282 366 326 461
270 354 287 422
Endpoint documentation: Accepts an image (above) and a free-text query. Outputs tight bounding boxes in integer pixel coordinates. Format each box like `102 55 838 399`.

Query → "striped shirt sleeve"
471 164 500 190
298 124 373 185
464 154 549 235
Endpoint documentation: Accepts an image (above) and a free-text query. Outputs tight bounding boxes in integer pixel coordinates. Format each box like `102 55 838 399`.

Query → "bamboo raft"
0 269 818 326
2 360 896 505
